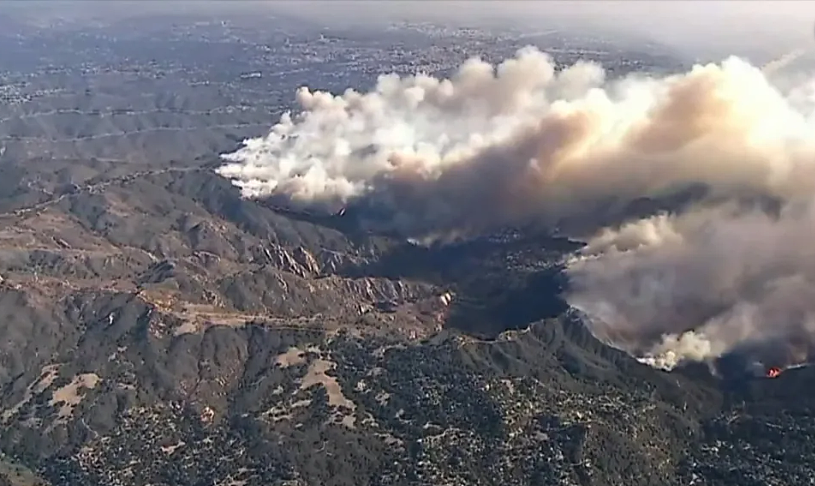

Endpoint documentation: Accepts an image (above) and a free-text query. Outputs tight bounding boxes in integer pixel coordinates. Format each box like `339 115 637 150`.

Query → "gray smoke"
218 46 815 370
567 201 815 370
762 48 807 75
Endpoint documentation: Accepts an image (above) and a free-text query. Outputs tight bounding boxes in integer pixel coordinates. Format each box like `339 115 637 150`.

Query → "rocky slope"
0 11 813 486
0 149 814 486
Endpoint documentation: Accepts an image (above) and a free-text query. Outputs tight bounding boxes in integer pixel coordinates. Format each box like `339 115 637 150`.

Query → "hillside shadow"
444 265 570 338
340 231 581 338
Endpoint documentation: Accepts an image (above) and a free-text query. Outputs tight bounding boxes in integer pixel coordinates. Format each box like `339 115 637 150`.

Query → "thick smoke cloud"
218 46 815 371
567 201 815 371
219 47 815 238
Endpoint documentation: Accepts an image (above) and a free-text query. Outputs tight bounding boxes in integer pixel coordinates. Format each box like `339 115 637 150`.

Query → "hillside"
0 10 813 486
2 135 815 486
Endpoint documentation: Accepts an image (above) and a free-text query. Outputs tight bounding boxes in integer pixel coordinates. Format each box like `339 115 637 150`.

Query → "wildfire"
767 367 782 378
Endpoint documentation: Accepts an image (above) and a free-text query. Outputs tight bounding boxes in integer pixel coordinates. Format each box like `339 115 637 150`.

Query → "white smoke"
218 46 815 370
762 48 806 75
567 201 815 370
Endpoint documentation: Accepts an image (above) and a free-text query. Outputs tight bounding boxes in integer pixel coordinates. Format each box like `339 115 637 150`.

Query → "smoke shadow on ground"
721 364 815 405
443 266 570 338
341 231 581 338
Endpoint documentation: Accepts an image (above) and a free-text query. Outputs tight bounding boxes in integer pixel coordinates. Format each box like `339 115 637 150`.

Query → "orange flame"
767 367 782 378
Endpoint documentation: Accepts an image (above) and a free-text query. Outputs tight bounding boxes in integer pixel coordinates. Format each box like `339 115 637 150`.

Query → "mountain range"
0 10 812 486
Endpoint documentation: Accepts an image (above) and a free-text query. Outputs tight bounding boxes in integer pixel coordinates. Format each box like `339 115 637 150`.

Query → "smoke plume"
567 201 815 371
218 46 815 371
762 48 806 75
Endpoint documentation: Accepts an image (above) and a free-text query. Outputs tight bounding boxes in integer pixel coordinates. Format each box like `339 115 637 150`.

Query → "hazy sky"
4 1 815 58
268 1 815 56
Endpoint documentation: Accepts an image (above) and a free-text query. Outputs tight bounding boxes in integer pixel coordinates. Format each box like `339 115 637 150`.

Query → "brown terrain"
0 8 813 486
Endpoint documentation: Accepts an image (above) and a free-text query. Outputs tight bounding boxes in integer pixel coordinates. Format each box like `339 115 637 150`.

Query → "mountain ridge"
0 12 812 486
